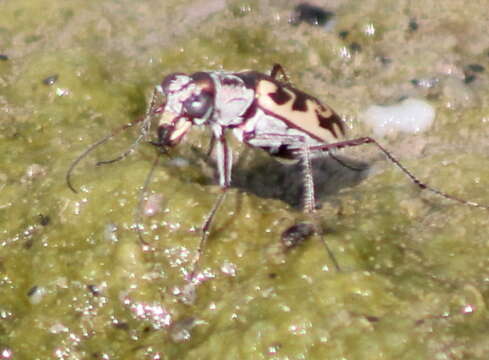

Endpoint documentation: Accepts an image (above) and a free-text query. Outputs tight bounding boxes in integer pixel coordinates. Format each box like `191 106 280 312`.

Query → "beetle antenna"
96 132 145 166
67 87 164 193
135 151 162 250
96 88 162 166
66 120 143 193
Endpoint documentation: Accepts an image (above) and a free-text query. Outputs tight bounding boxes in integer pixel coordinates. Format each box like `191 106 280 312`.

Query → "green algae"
2 0 489 359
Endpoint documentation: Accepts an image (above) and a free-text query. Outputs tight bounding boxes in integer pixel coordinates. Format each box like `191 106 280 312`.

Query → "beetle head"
156 72 215 147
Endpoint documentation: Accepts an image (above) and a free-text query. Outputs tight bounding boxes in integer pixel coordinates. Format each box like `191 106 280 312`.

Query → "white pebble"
28 286 46 304
143 193 165 217
362 98 435 137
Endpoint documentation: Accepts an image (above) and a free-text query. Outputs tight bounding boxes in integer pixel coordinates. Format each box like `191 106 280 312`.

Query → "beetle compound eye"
183 92 213 119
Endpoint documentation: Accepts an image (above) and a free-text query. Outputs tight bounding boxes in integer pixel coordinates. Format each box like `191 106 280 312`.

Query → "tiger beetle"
67 64 489 282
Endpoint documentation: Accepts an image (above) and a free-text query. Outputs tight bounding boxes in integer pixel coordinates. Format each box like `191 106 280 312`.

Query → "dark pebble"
338 30 349 39
39 214 51 226
290 3 334 27
408 19 418 32
467 64 485 73
281 223 315 251
42 74 58 86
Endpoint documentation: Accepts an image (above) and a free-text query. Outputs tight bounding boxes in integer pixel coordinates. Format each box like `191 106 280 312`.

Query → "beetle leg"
188 189 228 282
328 152 366 172
299 141 341 270
188 135 232 282
135 151 162 250
214 136 233 188
309 137 489 211
248 132 342 271
247 132 317 209
299 142 316 213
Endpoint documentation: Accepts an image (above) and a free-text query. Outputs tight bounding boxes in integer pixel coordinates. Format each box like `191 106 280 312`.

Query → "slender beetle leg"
306 137 489 211
187 135 233 281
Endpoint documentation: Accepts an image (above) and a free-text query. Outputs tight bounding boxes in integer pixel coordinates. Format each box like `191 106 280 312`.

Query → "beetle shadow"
233 153 369 209
191 146 369 209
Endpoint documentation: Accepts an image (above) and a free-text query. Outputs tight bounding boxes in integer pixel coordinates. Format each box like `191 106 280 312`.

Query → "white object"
363 98 435 137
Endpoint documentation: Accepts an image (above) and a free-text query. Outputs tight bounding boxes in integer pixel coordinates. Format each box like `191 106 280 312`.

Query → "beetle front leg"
187 135 232 286
215 136 233 188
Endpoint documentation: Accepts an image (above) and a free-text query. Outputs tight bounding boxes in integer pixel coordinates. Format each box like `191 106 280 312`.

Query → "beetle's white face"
157 73 215 147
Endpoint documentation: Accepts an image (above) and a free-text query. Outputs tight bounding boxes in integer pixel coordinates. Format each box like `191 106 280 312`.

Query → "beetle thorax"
210 72 255 128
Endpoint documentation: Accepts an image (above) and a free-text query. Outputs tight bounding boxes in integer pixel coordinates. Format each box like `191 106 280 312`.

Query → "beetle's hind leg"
247 132 343 271
308 136 489 210
328 151 367 172
298 142 342 272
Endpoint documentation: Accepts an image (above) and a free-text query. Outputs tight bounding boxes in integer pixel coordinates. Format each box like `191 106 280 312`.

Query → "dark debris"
290 3 334 27
42 74 59 86
281 223 315 251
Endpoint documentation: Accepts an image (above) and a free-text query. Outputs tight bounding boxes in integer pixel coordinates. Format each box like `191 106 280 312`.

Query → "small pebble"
104 223 118 242
338 30 349 39
464 74 476 84
410 77 439 89
27 285 46 304
38 214 50 226
42 74 58 86
143 193 164 217
362 98 435 137
87 284 101 296
23 164 47 180
349 42 362 53
1 348 13 359
467 64 485 73
408 19 418 32
220 261 237 277
464 64 485 84
290 3 334 28
170 318 196 343
281 223 315 251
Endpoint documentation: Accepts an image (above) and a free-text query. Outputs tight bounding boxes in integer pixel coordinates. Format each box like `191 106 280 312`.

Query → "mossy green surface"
2 0 489 359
